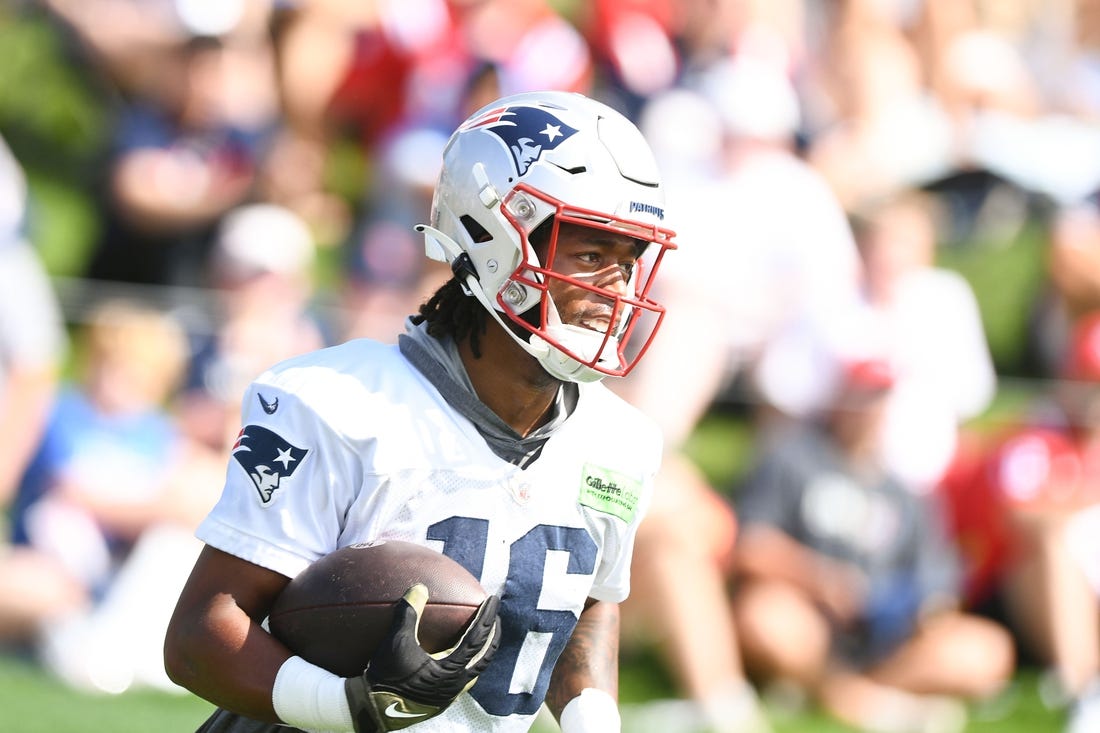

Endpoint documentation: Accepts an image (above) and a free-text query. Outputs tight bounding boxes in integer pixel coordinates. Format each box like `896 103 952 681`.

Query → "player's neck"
458 327 561 437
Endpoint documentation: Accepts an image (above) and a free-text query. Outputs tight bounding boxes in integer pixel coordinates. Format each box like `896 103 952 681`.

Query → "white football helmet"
417 90 677 383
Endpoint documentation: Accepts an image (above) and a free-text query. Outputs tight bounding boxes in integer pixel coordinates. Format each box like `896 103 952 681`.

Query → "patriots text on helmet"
628 201 665 220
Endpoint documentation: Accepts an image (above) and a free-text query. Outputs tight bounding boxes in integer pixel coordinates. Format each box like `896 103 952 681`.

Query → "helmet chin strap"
531 327 618 383
417 224 612 383
532 304 622 383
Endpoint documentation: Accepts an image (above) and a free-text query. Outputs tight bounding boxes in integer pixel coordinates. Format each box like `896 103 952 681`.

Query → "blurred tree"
0 6 108 178
0 5 109 277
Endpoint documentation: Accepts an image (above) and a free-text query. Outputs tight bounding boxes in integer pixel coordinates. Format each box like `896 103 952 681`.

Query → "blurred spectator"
803 2 956 212
447 0 593 97
731 352 1014 733
40 0 278 101
0 135 67 507
0 299 214 693
99 1 376 253
619 443 770 733
271 1 395 149
176 203 327 454
630 51 861 453
281 0 594 341
613 52 859 733
614 85 754 733
755 190 996 493
696 53 861 373
580 0 806 120
579 0 680 117
337 131 453 343
83 24 279 286
333 62 491 343
1030 197 1100 378
266 1 403 247
274 0 591 176
944 310 1100 731
910 0 1100 243
282 0 592 152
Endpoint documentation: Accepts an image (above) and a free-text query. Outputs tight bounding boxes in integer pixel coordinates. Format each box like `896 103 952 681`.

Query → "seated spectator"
804 5 956 211
731 352 1015 733
615 55 860 733
945 310 1100 732
84 28 278 287
336 7 592 343
755 190 996 493
337 103 454 343
176 203 328 454
1030 196 1100 378
40 0 277 103
0 134 70 650
0 299 215 693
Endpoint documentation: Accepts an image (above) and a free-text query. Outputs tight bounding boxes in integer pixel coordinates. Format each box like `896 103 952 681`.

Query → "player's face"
545 222 642 335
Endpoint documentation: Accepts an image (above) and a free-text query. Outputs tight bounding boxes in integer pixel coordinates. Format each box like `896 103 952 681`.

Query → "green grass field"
0 649 1067 732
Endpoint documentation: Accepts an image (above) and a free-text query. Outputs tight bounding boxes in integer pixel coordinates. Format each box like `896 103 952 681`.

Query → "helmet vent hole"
460 215 492 243
550 162 587 175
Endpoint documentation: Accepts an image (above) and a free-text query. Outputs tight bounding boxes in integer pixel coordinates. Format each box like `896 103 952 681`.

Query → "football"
268 539 488 677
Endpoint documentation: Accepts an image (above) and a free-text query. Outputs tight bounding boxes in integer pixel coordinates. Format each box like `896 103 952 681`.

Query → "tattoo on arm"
545 599 620 719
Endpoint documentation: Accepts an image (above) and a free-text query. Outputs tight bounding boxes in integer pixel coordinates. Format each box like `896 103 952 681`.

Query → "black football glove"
345 583 501 732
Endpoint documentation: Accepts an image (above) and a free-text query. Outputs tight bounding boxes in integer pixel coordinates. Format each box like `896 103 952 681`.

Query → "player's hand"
345 584 501 732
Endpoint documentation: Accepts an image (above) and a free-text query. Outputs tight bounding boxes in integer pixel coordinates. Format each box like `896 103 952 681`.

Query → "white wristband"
559 688 621 733
271 655 355 733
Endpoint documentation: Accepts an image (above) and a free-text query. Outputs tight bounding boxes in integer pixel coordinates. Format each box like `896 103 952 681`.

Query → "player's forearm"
164 593 292 723
545 599 620 720
165 548 297 723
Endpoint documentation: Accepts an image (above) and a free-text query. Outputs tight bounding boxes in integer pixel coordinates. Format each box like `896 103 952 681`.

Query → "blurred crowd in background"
3 1 1100 732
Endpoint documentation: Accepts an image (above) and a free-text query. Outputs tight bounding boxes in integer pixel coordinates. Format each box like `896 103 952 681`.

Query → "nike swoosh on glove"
345 584 501 732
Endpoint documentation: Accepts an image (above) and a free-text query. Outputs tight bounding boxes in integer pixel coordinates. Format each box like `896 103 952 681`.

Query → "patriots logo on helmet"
232 425 308 504
462 104 579 176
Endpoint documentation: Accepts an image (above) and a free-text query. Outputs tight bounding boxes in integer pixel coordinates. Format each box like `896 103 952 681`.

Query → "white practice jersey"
197 337 661 732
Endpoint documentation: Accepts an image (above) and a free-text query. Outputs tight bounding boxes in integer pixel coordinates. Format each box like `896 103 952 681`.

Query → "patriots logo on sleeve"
462 104 578 176
232 425 308 504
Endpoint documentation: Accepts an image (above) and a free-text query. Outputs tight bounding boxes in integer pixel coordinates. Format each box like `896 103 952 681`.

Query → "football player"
163 90 677 733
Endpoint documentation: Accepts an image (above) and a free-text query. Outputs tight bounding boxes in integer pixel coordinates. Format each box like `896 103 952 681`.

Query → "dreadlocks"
412 220 557 359
412 278 489 357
